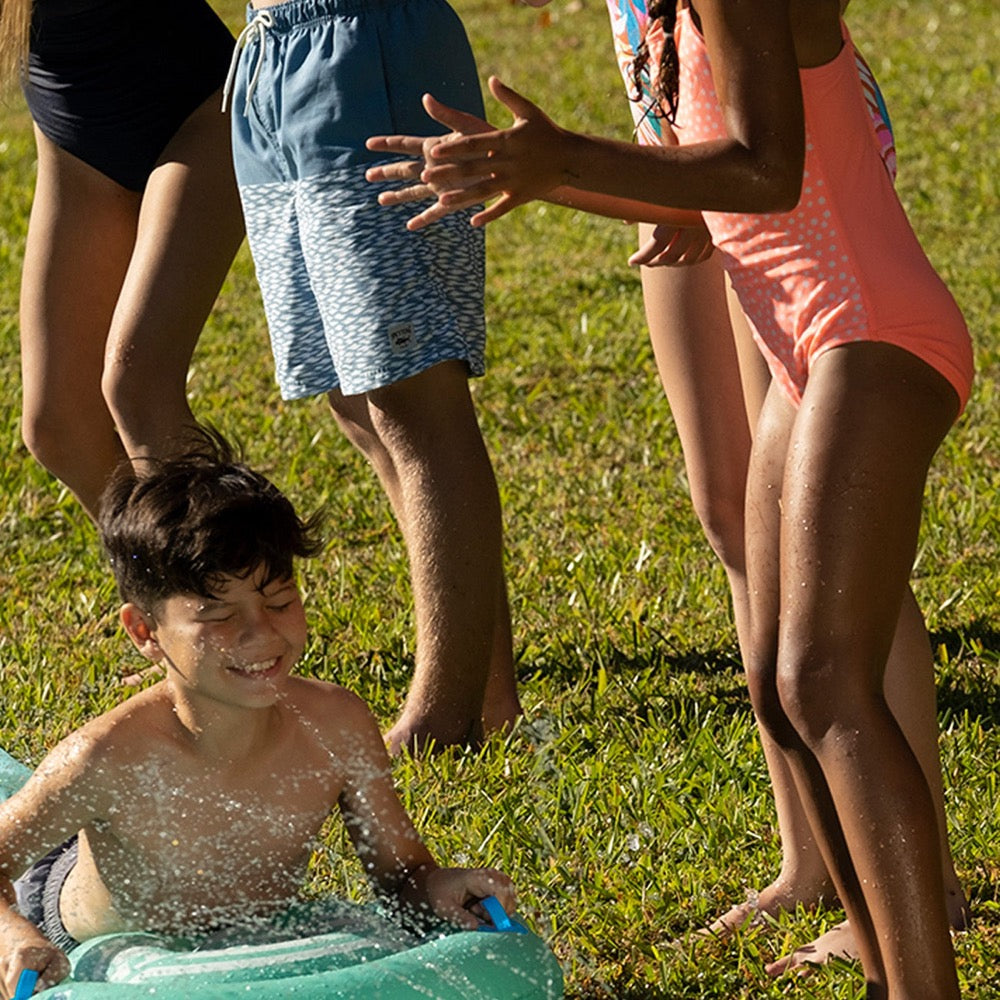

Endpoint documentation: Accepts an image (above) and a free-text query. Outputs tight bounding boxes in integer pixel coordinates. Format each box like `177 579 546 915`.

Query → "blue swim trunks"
227 0 486 399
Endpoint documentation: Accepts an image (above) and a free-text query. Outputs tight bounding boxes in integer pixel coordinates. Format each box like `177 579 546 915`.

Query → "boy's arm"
0 737 104 995
333 692 514 928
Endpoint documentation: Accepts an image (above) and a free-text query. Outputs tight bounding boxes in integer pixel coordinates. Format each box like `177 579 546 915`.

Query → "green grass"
1 0 999 995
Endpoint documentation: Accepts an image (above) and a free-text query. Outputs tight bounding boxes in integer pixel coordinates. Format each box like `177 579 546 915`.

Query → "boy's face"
129 571 308 710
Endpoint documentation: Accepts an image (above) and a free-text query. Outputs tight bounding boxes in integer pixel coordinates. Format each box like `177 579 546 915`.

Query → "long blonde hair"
0 0 32 89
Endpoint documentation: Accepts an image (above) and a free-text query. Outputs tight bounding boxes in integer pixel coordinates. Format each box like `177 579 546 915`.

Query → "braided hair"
631 0 681 125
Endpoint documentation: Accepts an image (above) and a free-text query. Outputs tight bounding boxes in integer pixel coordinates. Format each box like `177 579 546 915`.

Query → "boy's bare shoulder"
41 683 176 773
284 676 371 722
18 684 176 820
282 677 382 751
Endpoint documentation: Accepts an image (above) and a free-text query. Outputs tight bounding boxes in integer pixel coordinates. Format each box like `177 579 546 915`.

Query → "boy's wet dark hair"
97 427 324 612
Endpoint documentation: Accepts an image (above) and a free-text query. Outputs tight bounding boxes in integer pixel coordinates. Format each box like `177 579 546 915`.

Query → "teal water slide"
1 750 562 999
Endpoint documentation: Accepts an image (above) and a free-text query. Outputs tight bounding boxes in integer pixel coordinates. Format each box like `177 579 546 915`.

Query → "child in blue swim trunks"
223 0 520 754
0 430 515 996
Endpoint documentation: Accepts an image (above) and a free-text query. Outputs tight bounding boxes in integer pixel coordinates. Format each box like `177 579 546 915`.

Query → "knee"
21 400 82 477
688 487 747 577
100 361 184 439
774 650 850 750
100 363 134 428
367 368 480 464
743 635 791 742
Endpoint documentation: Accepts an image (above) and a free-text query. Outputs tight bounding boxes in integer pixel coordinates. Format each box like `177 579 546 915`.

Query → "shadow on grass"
932 619 1000 730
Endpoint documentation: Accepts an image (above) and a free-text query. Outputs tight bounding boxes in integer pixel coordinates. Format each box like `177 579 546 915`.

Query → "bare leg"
640 249 840 932
20 93 242 519
745 343 960 999
641 250 966 958
767 586 969 974
103 90 244 465
885 590 968 930
19 128 136 515
639 244 766 644
329 360 519 753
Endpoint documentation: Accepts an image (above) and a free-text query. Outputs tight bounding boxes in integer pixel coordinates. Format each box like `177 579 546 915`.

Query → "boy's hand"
416 866 517 930
629 222 716 268
0 932 69 998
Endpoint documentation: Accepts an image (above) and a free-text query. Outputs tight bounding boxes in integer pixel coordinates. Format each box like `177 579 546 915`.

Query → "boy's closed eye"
195 602 235 623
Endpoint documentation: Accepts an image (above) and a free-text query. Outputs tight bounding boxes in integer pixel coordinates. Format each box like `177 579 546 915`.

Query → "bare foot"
694 881 835 942
766 919 856 976
698 895 765 938
384 714 483 757
480 695 522 738
765 889 970 977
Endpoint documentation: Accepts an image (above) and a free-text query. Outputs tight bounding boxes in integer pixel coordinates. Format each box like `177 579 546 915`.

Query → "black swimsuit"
24 0 234 191
13 835 81 953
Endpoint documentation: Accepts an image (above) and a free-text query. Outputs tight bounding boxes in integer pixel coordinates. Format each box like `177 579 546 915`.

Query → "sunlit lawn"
1 0 998 995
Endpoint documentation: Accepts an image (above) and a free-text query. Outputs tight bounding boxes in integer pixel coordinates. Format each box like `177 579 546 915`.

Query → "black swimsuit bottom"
24 0 234 191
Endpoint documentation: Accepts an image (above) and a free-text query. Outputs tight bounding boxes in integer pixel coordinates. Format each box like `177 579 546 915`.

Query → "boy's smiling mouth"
229 658 281 677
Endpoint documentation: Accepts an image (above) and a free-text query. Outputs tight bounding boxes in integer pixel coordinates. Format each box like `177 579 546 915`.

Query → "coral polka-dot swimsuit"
671 5 973 410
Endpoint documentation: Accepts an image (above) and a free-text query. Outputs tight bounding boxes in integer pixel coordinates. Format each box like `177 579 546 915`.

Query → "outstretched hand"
365 96 494 220
366 78 567 230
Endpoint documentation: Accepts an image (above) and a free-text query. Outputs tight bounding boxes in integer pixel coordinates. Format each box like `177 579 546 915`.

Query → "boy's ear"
120 604 163 662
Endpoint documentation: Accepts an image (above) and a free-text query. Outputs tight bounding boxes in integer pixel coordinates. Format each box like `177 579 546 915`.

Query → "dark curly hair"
630 0 680 126
98 427 324 612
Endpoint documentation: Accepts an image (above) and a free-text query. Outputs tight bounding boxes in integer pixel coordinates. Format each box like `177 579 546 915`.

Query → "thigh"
105 92 244 385
639 247 759 505
778 342 959 671
20 128 140 416
744 380 797 680
301 178 485 396
726 277 770 424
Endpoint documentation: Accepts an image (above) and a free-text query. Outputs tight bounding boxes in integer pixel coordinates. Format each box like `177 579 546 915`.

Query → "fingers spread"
365 135 428 157
421 94 493 136
377 185 437 207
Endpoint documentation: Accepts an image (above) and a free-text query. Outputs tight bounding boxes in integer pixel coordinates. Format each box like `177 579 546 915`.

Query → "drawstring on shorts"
221 10 274 115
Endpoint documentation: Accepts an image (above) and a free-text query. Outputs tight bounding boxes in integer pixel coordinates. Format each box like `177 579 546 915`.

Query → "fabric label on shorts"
388 322 416 353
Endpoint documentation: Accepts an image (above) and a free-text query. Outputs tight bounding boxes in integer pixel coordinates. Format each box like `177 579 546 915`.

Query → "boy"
0 432 515 996
223 0 521 754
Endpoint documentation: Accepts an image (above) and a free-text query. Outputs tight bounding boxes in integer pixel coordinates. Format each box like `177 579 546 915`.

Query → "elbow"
750 158 804 213
769 168 804 212
731 134 804 213
757 136 806 212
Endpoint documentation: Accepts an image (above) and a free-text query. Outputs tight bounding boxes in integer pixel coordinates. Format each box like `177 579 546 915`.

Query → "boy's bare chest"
88 759 342 932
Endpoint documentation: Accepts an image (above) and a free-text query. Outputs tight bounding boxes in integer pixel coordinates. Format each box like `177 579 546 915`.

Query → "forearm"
552 128 802 215
393 860 440 914
546 186 706 227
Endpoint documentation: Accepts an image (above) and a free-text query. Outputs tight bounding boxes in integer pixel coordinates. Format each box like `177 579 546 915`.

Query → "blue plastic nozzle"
14 969 39 1000
478 894 528 934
